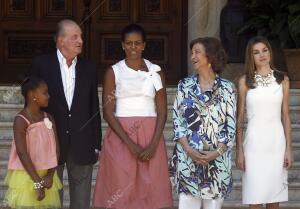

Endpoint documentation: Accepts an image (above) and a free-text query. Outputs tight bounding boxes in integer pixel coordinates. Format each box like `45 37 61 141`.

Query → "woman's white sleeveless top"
112 59 163 117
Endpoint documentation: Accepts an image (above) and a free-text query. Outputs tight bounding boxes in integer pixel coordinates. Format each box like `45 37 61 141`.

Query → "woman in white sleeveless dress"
235 36 293 209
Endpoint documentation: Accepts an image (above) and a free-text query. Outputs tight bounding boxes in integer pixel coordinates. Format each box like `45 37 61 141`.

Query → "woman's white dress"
242 74 288 204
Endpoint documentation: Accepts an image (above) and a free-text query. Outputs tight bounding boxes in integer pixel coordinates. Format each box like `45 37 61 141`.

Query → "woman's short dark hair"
21 76 46 101
121 24 146 42
190 37 227 73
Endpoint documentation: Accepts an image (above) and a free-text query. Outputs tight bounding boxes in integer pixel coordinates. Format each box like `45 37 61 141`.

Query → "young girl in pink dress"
93 24 173 209
4 77 62 209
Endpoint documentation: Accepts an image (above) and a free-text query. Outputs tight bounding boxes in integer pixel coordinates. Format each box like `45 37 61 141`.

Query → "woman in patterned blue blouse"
169 37 237 209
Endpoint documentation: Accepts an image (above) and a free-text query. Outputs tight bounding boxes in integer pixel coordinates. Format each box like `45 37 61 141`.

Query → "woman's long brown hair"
245 36 284 88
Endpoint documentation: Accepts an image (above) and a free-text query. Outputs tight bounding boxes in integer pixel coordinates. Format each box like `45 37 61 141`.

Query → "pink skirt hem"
93 117 173 209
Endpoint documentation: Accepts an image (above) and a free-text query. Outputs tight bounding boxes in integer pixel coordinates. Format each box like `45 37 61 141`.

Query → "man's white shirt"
57 49 77 110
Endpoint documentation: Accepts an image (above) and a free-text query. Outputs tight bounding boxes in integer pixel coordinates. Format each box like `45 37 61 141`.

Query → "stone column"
187 0 227 74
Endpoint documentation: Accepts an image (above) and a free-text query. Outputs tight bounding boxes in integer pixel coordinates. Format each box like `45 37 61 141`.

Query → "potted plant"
238 0 300 88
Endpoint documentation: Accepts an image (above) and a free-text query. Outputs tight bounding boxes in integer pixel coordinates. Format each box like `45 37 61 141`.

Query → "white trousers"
178 194 224 209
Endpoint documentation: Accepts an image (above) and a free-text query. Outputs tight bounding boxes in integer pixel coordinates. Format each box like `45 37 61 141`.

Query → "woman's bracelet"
216 145 227 156
33 180 45 189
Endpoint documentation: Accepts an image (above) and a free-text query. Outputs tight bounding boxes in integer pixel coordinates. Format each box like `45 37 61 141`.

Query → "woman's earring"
208 63 211 68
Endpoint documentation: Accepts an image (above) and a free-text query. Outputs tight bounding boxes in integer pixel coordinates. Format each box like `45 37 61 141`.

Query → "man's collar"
56 49 77 65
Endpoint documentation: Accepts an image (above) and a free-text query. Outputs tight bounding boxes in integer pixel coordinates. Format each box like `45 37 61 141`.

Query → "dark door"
0 0 187 84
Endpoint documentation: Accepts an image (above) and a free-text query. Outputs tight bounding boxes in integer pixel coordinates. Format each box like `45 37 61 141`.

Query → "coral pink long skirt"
93 117 173 209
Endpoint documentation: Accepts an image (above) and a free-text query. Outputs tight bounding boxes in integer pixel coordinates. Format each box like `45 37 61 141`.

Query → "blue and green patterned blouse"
169 74 237 199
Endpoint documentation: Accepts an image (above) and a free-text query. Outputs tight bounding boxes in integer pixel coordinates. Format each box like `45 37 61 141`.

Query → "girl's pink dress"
8 113 58 170
5 113 61 209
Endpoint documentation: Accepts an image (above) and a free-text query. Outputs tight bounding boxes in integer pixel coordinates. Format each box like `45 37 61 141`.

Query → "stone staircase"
0 86 300 208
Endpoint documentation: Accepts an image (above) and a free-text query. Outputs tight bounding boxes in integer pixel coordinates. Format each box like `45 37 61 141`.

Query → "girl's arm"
282 76 293 169
49 114 60 162
102 68 143 157
139 70 167 161
235 76 247 171
42 114 59 189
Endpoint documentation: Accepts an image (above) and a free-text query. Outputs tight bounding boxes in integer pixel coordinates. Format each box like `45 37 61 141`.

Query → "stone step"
1 88 300 106
1 159 300 189
0 87 178 104
289 89 300 107
0 122 175 141
1 119 300 143
2 103 300 126
1 87 300 104
232 162 300 182
1 175 300 201
230 182 300 201
1 179 300 207
0 103 173 124
2 137 300 161
1 137 300 161
165 140 300 161
0 86 23 104
0 120 176 139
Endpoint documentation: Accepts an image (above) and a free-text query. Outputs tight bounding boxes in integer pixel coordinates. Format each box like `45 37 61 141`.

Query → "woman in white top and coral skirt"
93 24 173 209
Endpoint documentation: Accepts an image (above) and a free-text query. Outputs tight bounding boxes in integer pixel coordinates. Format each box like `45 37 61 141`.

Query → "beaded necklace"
254 70 273 87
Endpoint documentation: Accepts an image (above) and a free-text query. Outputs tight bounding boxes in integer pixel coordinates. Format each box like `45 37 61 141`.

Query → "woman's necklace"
200 81 214 93
198 74 215 92
254 70 273 87
125 59 147 71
